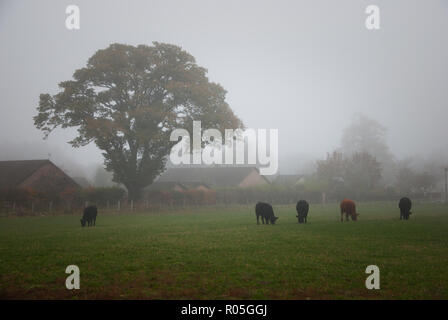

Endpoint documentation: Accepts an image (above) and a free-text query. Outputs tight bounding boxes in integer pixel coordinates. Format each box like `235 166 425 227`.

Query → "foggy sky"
1 0 447 176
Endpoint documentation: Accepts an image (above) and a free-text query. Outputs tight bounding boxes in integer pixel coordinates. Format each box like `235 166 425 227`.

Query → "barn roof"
181 181 211 189
0 159 80 190
144 180 212 192
156 166 269 188
144 181 187 192
0 159 52 189
273 174 305 186
72 177 92 188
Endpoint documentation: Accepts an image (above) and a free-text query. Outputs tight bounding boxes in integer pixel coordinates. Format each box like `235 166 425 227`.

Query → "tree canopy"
316 151 382 199
340 114 395 185
34 42 243 200
341 114 393 165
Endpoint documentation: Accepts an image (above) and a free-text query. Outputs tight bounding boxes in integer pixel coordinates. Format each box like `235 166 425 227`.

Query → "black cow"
399 197 412 220
255 202 279 225
296 200 309 224
81 205 97 227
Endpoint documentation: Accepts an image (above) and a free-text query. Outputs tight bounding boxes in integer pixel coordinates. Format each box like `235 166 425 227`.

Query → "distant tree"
315 151 347 200
344 152 382 196
316 151 346 182
341 115 392 161
395 166 416 194
396 166 437 194
414 172 437 193
34 43 243 200
341 114 395 184
315 151 381 199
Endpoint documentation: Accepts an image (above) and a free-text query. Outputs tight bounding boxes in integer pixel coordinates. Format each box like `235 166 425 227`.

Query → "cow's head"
80 219 86 227
352 213 360 221
271 216 279 224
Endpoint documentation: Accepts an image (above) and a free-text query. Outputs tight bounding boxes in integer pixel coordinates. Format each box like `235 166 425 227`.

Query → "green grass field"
1 202 447 299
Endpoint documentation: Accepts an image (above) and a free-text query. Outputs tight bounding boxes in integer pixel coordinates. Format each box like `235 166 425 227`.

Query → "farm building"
0 159 80 196
142 180 214 206
153 166 270 189
72 177 92 188
272 174 305 186
144 181 211 192
144 181 187 192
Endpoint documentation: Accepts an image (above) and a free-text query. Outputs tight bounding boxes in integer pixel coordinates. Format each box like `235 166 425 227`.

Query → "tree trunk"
126 185 142 202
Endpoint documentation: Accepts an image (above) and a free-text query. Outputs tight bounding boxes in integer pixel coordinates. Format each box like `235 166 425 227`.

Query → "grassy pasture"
0 202 447 299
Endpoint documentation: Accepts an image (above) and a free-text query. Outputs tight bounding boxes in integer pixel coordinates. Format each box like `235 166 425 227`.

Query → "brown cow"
340 199 359 222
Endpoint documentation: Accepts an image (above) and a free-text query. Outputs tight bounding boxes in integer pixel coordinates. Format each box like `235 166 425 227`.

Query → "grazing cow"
296 200 309 224
81 205 97 227
255 202 279 225
340 199 359 222
399 197 412 220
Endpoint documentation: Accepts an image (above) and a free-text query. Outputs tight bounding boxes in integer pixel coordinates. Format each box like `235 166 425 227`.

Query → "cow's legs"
256 214 260 225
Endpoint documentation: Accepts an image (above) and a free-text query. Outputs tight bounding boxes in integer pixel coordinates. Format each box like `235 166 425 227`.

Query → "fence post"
31 201 34 214
49 201 53 213
131 200 134 212
117 200 121 212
